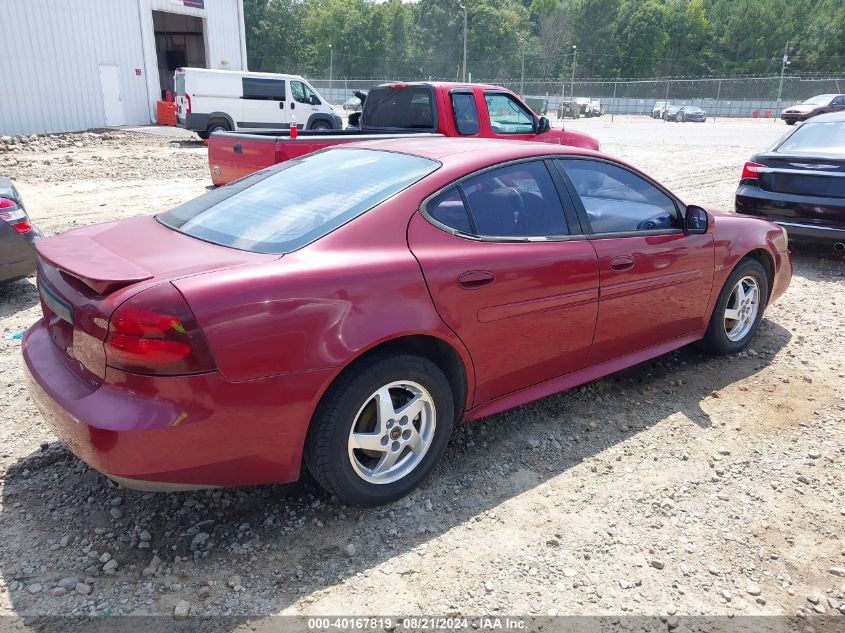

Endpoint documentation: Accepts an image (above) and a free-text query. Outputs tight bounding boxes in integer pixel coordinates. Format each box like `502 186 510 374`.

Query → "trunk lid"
754 153 845 199
35 216 276 383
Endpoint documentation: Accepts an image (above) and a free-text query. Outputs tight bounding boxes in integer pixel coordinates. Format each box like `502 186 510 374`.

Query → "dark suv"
781 94 845 125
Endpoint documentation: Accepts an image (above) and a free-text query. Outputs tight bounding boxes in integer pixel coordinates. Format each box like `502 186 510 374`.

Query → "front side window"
243 77 285 101
291 80 319 105
831 96 845 106
557 159 679 234
159 149 438 253
452 161 568 238
451 92 480 135
484 93 534 134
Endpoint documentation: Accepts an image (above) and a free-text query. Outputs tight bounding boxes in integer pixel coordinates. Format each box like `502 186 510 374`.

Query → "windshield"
777 120 845 154
684 107 702 113
802 95 833 105
158 149 439 253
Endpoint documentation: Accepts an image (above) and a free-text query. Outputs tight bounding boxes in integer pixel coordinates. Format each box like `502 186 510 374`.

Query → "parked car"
575 97 592 116
652 101 668 118
781 94 845 125
1 177 41 284
208 82 600 186
588 100 603 117
663 105 682 121
343 95 363 111
23 138 791 506
174 67 341 139
736 111 845 247
557 100 580 119
678 105 706 122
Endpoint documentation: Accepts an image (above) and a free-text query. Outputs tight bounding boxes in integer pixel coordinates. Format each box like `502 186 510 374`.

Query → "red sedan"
22 138 792 506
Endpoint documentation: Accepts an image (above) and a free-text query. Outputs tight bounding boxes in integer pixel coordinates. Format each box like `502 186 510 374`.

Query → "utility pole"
461 2 468 82
519 35 525 97
570 45 577 99
329 44 333 97
775 40 790 122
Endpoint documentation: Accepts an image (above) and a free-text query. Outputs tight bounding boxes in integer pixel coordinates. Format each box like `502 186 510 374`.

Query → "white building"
0 0 248 135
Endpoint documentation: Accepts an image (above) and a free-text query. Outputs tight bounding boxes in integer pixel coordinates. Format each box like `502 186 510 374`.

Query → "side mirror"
685 205 709 234
537 116 550 133
308 95 321 106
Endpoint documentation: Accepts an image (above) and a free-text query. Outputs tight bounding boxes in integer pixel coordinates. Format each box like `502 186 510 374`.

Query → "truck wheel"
206 120 231 137
304 353 454 507
310 120 332 131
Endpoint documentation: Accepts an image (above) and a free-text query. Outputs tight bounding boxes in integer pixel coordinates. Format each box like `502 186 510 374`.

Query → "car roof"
342 136 604 163
801 111 845 123
374 81 511 92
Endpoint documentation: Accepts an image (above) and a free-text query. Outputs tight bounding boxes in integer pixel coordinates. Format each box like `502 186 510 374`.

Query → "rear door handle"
610 256 635 271
458 270 495 289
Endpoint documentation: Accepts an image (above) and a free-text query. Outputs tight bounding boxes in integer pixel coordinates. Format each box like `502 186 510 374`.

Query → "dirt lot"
0 117 843 620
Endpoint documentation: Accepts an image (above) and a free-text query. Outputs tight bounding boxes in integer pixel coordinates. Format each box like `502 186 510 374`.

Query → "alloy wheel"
723 275 760 342
347 381 436 485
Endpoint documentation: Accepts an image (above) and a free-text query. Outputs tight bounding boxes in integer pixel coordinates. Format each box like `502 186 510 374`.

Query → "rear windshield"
174 73 185 96
363 86 436 130
778 120 845 154
157 149 438 253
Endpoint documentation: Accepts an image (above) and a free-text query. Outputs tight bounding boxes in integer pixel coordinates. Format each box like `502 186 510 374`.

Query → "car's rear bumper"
22 318 333 489
1 225 41 283
780 113 808 123
736 185 845 243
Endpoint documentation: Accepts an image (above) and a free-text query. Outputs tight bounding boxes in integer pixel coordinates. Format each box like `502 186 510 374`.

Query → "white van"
174 68 341 138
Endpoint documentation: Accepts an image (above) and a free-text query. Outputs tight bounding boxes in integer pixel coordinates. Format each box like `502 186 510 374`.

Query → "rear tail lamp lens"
741 161 765 180
0 197 31 233
105 283 216 375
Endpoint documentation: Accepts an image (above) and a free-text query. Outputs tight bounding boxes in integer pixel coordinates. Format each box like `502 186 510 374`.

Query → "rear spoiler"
36 234 153 294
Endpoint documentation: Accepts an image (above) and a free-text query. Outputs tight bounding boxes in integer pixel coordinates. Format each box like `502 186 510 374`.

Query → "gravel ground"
0 117 843 620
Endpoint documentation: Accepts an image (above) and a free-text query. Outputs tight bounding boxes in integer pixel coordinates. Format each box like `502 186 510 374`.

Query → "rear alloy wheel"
310 120 332 131
206 120 231 137
700 258 768 355
305 353 454 506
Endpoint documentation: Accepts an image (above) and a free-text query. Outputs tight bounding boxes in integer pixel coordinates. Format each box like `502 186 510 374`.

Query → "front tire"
310 120 332 131
304 353 454 506
700 258 768 355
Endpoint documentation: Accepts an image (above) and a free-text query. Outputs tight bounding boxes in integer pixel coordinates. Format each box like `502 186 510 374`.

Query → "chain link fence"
309 75 845 119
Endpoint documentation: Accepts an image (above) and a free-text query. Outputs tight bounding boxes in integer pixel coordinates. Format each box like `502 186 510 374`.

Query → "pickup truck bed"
210 130 443 186
208 81 600 186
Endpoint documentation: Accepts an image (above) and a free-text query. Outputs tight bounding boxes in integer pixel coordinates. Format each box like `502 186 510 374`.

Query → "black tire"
205 119 231 137
310 120 332 131
699 257 769 355
785 119 796 125
197 130 209 140
304 353 455 507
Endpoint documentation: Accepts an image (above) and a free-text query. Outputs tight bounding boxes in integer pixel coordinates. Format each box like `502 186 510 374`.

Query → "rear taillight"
105 283 215 376
185 94 192 114
741 161 765 180
0 197 31 233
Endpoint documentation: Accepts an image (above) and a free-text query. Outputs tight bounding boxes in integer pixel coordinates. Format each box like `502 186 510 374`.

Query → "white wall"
0 0 246 135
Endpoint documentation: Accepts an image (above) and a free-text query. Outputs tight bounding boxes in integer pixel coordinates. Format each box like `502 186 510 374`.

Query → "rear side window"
243 77 285 101
158 149 438 253
451 92 479 135
426 161 569 239
363 86 436 130
778 121 845 154
558 159 679 233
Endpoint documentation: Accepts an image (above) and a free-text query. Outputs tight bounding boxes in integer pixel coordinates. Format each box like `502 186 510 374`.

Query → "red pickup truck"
208 82 600 186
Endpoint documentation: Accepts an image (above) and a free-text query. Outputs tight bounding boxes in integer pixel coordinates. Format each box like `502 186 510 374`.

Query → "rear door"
241 77 287 130
555 157 714 366
408 159 599 406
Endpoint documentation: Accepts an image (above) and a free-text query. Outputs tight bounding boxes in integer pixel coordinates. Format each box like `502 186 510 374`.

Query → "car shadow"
788 242 844 283
0 277 39 320
0 320 791 622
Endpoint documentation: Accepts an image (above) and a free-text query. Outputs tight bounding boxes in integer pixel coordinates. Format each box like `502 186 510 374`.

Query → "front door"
408 159 599 406
98 65 125 127
555 157 715 366
241 77 287 130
